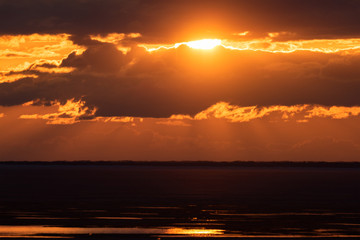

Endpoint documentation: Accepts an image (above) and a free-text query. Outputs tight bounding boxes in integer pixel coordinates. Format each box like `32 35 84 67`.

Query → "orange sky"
1 0 360 161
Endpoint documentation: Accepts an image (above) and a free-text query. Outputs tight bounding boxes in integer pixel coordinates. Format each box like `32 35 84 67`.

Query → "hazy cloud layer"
2 104 360 161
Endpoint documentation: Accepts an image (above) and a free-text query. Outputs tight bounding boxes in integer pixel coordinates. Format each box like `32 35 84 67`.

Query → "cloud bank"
1 38 360 118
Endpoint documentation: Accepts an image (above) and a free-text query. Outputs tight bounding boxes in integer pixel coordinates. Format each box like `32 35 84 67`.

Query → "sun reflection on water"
166 227 224 235
0 225 224 237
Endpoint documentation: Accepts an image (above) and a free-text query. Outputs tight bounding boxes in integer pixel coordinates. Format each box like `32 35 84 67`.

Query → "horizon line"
0 160 360 168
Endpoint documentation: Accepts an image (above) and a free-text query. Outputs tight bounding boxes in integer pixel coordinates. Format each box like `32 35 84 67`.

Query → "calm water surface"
0 165 359 239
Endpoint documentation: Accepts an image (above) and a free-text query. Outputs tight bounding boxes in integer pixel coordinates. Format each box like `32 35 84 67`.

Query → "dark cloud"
0 0 359 41
322 55 360 82
61 43 128 73
1 40 360 118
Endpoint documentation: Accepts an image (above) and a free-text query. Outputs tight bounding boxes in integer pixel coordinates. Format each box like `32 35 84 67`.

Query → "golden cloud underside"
0 34 84 72
2 33 360 123
140 37 360 53
16 101 360 125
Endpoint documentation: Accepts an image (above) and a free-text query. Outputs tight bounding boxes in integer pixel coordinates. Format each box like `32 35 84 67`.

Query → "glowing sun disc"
185 39 222 50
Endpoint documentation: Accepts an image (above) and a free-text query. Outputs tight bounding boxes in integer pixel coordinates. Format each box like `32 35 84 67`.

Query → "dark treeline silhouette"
0 161 359 168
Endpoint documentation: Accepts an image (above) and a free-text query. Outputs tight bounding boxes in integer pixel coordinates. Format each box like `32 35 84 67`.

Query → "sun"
139 39 223 52
184 39 222 50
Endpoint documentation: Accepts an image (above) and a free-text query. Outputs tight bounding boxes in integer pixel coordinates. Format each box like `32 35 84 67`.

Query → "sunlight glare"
184 39 222 50
166 227 224 235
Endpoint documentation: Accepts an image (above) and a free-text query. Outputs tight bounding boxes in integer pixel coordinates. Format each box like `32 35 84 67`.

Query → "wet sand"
0 164 359 239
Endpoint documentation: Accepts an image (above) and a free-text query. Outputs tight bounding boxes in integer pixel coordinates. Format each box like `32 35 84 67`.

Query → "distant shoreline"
0 161 359 168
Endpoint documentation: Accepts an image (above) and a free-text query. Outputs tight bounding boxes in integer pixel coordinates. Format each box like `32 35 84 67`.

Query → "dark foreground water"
0 164 359 239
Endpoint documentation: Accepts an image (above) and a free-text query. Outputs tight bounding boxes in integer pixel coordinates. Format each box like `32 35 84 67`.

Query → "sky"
1 0 360 161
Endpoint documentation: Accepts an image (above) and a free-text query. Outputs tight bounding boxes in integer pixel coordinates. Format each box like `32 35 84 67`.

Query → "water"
0 164 359 239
